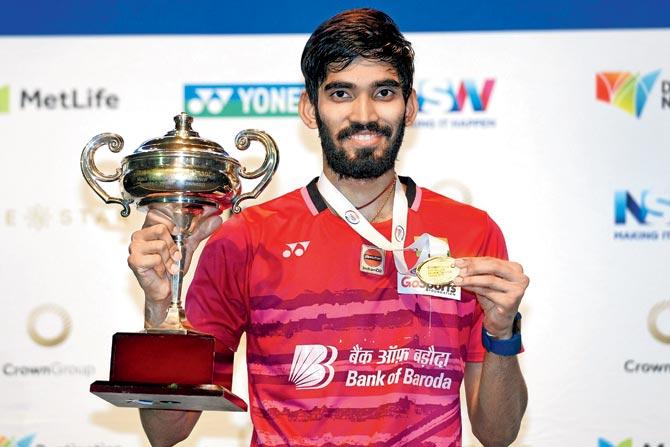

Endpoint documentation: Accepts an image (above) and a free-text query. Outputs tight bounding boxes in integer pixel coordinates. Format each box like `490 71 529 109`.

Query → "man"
130 8 528 447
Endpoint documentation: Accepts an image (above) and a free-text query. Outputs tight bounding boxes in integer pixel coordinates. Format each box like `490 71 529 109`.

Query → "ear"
299 91 318 129
404 89 419 126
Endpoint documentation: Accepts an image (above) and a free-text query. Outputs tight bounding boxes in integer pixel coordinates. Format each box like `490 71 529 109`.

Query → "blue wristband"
481 312 522 356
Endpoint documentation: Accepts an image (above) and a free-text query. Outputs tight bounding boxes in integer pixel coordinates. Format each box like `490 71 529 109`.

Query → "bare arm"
464 357 527 446
128 207 223 444
139 409 202 447
455 257 529 446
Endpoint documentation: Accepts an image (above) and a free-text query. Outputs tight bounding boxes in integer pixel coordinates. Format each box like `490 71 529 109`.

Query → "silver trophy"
81 112 278 411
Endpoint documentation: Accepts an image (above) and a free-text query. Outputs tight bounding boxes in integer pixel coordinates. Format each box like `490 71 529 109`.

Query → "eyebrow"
322 79 401 91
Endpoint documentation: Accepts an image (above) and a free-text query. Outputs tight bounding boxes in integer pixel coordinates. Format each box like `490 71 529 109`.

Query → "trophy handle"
231 129 279 214
80 133 133 217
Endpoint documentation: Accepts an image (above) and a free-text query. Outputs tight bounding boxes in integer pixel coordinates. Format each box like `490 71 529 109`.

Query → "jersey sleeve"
465 213 509 363
185 213 252 352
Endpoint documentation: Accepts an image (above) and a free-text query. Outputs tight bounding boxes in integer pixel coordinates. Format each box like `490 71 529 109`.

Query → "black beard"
317 112 405 179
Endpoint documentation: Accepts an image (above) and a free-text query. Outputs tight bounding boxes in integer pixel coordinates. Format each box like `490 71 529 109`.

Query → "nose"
349 95 379 124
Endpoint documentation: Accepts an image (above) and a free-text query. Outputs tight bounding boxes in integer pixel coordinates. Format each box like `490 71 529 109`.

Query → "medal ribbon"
316 173 450 274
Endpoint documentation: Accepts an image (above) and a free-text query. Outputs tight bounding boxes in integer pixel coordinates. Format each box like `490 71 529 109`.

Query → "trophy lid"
134 112 232 156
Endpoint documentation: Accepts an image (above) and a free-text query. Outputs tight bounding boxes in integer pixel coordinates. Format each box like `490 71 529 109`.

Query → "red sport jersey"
186 177 508 447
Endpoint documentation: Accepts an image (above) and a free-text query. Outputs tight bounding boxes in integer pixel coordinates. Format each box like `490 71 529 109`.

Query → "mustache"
336 122 393 141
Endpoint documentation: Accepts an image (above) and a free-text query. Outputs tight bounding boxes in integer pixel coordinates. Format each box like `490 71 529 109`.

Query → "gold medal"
416 256 459 286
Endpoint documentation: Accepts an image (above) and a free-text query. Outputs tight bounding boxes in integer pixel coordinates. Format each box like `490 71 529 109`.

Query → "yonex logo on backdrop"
596 70 660 118
416 79 495 113
288 344 338 390
0 85 9 113
184 84 304 117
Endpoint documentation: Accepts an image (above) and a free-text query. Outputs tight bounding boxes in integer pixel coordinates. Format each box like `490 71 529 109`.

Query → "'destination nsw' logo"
596 70 660 118
184 84 303 117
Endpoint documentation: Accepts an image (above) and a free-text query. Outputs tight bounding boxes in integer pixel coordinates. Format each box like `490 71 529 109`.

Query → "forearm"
471 354 527 447
144 297 170 328
139 409 201 447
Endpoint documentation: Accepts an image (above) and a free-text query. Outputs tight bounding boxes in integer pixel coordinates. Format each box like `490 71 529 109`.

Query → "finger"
455 257 523 283
130 239 180 275
131 225 181 260
128 252 170 276
142 208 177 232
455 273 510 294
189 214 223 244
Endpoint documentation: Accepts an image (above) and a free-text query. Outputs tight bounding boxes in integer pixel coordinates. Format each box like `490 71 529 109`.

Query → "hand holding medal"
453 257 529 339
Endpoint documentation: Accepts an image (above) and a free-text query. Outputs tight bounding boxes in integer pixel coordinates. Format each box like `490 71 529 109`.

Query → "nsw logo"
613 190 670 241
596 70 660 118
184 83 303 117
0 84 9 114
417 79 495 113
288 344 338 389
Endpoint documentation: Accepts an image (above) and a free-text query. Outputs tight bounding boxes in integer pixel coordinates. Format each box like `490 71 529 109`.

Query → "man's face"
309 58 417 179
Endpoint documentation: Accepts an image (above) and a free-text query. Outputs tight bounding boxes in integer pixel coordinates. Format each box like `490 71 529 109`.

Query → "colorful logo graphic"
596 70 660 118
0 85 9 113
27 303 72 347
599 439 632 447
288 344 337 389
614 190 667 225
184 84 303 117
417 79 495 113
0 434 36 447
648 300 670 344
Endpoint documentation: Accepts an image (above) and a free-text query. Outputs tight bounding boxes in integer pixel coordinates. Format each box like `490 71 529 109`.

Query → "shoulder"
207 187 310 246
415 186 492 226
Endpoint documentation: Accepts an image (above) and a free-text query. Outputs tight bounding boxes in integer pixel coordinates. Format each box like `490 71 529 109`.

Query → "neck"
322 164 397 222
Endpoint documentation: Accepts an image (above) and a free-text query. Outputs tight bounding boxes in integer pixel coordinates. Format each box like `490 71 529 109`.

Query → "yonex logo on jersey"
288 344 338 389
282 241 310 258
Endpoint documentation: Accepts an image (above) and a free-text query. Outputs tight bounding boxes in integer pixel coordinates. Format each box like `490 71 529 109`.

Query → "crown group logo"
596 70 661 118
613 189 670 241
184 84 304 118
415 78 496 129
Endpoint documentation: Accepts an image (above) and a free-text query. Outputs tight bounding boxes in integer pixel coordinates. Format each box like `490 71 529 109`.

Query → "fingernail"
169 264 180 275
453 276 463 285
454 259 466 267
172 251 182 261
457 267 467 276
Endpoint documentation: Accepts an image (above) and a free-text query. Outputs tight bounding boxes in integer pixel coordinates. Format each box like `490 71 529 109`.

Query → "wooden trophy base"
90 332 247 412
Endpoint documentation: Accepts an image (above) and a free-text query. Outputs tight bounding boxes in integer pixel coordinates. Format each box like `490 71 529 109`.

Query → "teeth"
351 133 377 142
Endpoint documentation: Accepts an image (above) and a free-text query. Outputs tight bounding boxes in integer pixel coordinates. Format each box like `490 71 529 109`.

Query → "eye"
375 88 396 99
330 90 352 101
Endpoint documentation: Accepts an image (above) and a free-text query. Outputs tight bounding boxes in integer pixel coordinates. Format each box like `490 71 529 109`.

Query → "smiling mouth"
348 131 384 143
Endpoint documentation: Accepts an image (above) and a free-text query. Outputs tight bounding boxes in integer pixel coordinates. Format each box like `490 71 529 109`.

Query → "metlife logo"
0 84 9 113
184 84 304 117
0 85 118 113
613 190 670 241
414 78 496 129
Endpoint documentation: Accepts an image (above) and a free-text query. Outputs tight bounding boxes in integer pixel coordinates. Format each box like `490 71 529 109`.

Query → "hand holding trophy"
81 112 278 411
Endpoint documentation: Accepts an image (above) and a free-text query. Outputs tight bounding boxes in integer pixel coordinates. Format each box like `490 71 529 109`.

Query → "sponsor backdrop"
1 2 669 446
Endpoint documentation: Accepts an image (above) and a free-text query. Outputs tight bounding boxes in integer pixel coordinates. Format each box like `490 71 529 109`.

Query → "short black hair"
301 8 415 106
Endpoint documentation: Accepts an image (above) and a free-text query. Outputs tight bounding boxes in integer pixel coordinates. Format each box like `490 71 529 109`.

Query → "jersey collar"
303 175 418 215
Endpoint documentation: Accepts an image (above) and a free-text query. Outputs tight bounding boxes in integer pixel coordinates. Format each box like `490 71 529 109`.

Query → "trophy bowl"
81 112 278 412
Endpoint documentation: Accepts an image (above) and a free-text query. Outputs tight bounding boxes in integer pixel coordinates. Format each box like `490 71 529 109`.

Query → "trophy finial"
173 112 197 137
